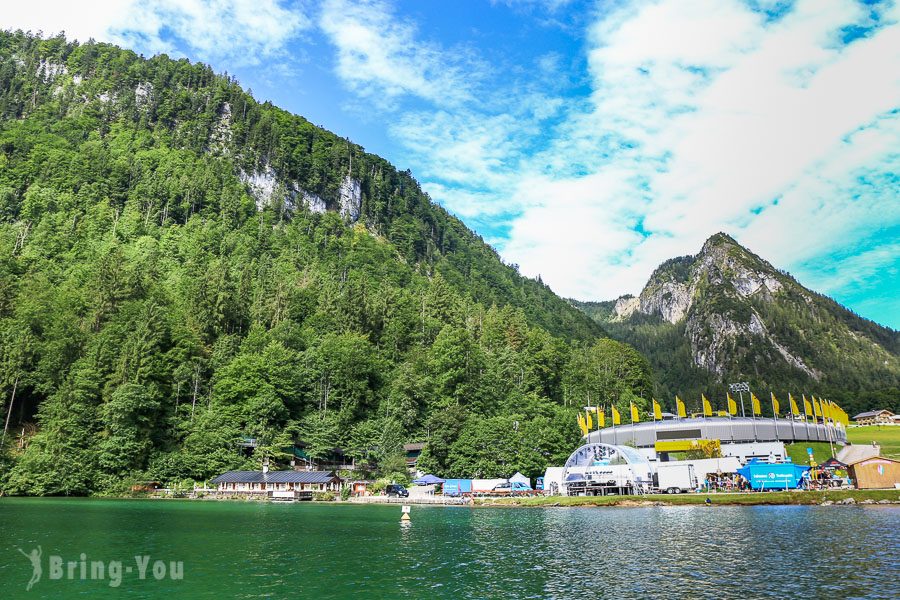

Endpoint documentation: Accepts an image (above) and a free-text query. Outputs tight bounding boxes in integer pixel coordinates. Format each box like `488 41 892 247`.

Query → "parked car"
491 481 532 495
385 484 409 497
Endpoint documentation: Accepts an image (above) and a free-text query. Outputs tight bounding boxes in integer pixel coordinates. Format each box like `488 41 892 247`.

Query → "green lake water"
0 498 897 599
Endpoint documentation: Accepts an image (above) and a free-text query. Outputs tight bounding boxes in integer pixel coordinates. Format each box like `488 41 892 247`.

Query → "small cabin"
210 470 342 500
847 456 900 490
349 480 375 497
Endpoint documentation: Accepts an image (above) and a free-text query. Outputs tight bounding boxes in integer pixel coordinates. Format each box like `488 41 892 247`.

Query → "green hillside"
0 31 649 495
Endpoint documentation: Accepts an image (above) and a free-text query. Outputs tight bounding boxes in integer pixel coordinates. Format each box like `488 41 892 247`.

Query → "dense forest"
0 32 654 495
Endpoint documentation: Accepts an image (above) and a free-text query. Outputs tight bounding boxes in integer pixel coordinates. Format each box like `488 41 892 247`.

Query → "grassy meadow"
846 425 900 459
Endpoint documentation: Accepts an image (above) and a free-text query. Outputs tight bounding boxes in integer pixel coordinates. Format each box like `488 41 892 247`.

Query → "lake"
0 499 897 598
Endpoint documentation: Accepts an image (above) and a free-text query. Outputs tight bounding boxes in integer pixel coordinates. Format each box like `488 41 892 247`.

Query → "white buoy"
400 505 411 521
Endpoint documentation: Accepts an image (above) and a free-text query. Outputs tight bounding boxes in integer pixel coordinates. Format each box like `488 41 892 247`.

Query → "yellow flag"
586 409 593 430
813 396 821 418
676 396 686 418
612 406 621 425
803 395 812 418
653 399 662 421
702 394 712 417
631 403 640 423
577 413 588 435
751 393 762 416
598 409 605 428
789 394 800 416
771 392 780 416
727 393 738 416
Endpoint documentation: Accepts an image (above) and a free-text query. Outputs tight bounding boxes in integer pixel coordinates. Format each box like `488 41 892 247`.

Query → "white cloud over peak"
501 0 900 304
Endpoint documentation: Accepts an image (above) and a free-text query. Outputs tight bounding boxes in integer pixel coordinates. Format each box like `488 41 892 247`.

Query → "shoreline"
3 488 899 508
475 488 900 507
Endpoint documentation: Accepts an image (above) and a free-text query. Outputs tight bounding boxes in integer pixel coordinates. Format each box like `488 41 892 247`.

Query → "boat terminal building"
210 470 342 500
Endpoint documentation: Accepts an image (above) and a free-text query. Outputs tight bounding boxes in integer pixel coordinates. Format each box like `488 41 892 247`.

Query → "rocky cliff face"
583 233 900 394
614 234 783 325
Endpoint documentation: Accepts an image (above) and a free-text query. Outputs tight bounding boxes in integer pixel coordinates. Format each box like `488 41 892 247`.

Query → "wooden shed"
847 456 900 490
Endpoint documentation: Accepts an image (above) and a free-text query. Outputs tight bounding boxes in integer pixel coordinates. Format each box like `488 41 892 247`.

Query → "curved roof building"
562 442 655 494
585 416 845 449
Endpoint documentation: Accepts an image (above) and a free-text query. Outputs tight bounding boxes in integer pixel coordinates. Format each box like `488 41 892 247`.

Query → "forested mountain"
0 31 655 495
573 233 900 416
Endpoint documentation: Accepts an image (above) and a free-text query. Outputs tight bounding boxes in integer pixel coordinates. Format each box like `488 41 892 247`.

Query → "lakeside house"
851 409 896 425
210 470 342 500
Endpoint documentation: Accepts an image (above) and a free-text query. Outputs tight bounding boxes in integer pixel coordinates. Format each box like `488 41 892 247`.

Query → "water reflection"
0 500 897 599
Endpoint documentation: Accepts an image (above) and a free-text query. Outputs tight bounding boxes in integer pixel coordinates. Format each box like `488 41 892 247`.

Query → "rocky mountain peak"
699 231 739 254
616 234 787 325
592 233 900 394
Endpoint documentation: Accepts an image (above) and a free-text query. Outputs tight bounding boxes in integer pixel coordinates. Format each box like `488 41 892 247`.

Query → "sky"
2 0 899 328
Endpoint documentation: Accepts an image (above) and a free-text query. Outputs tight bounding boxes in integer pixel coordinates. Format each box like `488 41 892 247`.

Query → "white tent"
542 467 565 495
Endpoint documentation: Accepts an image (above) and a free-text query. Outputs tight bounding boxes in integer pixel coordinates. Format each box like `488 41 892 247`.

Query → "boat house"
210 470 342 500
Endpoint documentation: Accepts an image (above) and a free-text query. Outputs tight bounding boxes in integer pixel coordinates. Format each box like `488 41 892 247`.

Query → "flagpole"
727 394 735 442
611 403 618 446
751 393 759 442
803 394 809 439
824 400 835 458
770 392 779 442
788 394 796 443
630 402 636 448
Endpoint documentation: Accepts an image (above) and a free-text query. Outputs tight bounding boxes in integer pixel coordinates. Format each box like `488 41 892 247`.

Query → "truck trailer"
655 463 697 494
442 479 472 497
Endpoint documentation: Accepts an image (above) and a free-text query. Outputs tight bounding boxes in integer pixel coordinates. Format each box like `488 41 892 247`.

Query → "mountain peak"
583 233 900 400
701 232 739 251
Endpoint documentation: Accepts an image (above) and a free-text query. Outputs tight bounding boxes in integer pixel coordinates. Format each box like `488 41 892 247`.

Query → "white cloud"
0 0 310 64
319 0 481 107
494 0 576 11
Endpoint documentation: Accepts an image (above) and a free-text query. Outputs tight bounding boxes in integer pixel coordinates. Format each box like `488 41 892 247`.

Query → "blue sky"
4 0 899 328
